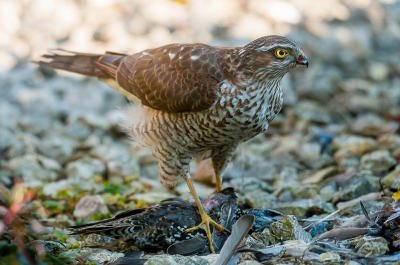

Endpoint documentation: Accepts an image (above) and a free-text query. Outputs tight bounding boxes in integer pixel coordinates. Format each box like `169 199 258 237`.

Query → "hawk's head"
238 35 308 81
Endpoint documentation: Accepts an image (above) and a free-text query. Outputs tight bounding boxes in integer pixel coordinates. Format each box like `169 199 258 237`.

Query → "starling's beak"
296 54 309 68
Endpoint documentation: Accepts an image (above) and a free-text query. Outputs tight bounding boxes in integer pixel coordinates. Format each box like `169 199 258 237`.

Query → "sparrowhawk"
35 35 308 253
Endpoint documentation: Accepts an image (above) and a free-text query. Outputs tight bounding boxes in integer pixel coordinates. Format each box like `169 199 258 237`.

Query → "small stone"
332 174 380 204
380 164 400 189
283 240 317 259
351 236 389 257
42 179 69 197
311 196 336 214
73 195 109 219
319 184 336 202
302 166 338 185
334 150 361 170
245 228 275 248
273 167 300 197
358 171 383 190
352 113 386 136
144 255 178 265
292 184 319 199
130 191 176 205
0 102 21 128
308 222 329 238
293 142 331 169
66 155 106 181
293 100 332 124
377 134 400 150
39 155 62 172
139 178 166 190
270 215 312 243
333 135 378 156
51 214 75 228
294 63 341 103
0 170 13 186
37 136 77 164
273 201 310 216
10 132 40 158
108 155 141 178
79 248 124 264
336 192 382 210
339 78 371 93
182 256 210 265
230 176 273 193
368 62 389 81
64 119 92 140
68 112 111 131
345 261 362 265
6 154 61 188
359 150 396 173
318 252 341 261
0 127 19 152
18 115 58 136
346 95 391 115
92 142 141 178
197 254 218 264
84 234 114 245
141 163 160 181
245 190 276 209
239 261 263 265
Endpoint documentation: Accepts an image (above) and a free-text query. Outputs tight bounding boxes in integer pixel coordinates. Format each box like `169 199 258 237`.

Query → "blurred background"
1 1 400 263
0 0 400 213
2 0 400 75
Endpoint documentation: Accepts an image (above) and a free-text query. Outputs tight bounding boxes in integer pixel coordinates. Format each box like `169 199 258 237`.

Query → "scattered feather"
317 227 379 241
213 215 254 265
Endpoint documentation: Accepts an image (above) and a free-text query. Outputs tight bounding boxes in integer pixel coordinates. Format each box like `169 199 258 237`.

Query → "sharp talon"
184 177 225 253
224 228 231 234
185 211 226 253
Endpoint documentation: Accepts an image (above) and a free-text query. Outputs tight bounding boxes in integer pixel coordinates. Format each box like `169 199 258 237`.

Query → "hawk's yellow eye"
275 49 289 59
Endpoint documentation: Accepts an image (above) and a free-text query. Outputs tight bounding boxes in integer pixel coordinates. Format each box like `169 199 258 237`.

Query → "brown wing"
34 44 226 112
114 44 225 112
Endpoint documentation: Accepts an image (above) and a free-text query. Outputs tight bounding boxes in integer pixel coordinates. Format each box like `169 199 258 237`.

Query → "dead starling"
167 208 284 255
69 187 240 252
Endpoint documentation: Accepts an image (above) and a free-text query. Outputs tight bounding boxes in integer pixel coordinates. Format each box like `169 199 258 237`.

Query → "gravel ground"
0 0 400 264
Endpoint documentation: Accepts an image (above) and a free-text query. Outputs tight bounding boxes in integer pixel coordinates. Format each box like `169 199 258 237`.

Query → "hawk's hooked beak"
296 54 309 68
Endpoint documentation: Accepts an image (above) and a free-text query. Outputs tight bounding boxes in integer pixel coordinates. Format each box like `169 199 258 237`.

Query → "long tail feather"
32 49 126 79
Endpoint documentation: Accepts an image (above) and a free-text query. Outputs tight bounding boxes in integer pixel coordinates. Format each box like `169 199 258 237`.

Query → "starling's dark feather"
167 234 207 255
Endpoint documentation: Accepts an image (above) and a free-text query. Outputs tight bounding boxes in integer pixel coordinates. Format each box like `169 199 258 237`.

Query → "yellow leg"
215 174 222 192
184 176 225 253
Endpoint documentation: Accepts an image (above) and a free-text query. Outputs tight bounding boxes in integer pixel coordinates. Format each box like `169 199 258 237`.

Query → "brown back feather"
34 44 230 112
115 44 225 112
